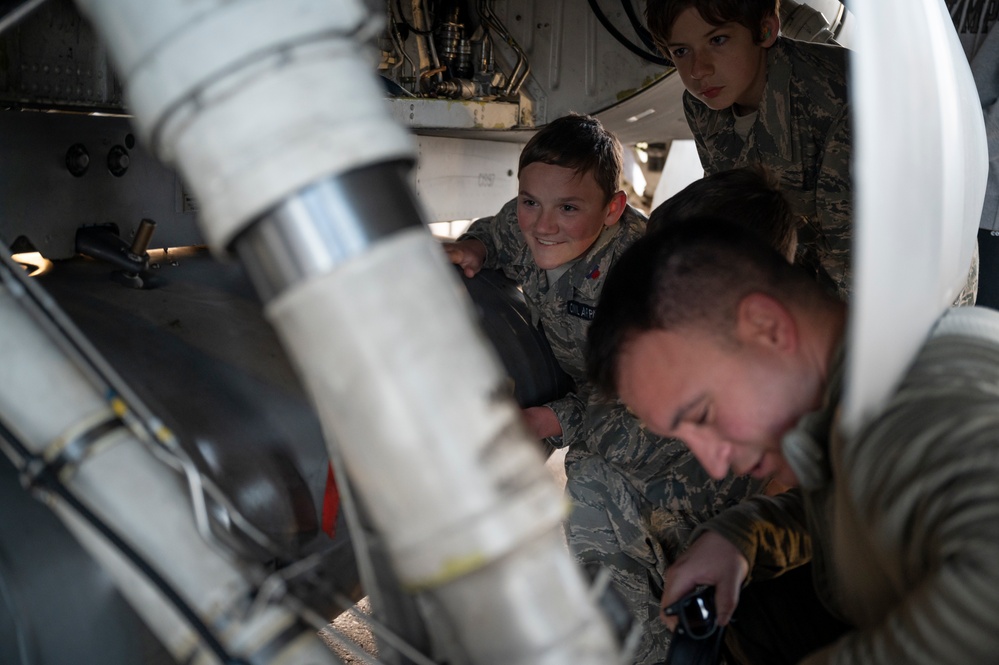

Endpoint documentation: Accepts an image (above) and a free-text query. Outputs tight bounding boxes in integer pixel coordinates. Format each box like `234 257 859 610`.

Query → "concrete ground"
318 447 569 663
320 597 377 663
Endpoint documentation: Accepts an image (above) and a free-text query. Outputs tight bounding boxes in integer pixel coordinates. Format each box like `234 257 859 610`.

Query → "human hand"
442 238 487 278
661 531 749 630
522 406 562 440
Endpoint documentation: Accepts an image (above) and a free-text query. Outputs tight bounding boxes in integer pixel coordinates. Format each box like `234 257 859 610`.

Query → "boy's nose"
535 209 559 234
690 52 712 79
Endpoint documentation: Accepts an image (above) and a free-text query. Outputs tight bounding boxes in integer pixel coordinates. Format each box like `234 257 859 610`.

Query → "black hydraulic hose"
620 0 659 53
0 417 250 665
0 0 48 37
587 0 672 66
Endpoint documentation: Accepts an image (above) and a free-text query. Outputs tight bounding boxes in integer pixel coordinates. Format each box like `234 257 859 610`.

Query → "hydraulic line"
477 0 530 95
620 0 660 53
0 247 343 665
587 0 671 66
0 417 246 665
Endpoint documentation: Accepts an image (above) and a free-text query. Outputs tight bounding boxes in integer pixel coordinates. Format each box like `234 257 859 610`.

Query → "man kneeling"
586 217 999 665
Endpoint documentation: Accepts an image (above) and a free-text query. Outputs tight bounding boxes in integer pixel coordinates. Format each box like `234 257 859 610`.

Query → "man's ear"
735 292 797 353
604 190 627 227
760 13 780 47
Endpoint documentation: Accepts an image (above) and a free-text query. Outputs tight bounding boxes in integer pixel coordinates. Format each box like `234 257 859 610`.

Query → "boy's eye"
709 35 728 46
560 204 578 213
670 46 688 59
520 197 538 207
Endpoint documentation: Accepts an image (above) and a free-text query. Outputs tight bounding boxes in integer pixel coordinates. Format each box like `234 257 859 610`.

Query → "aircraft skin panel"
412 135 521 223
486 1 671 125
0 112 202 259
843 0 987 436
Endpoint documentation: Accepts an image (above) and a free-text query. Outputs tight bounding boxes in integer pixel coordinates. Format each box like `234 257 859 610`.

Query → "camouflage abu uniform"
684 37 854 296
568 403 763 663
461 197 647 447
464 198 764 664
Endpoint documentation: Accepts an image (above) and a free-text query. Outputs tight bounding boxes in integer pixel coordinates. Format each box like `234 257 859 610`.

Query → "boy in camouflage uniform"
444 113 647 448
647 0 852 297
645 0 978 304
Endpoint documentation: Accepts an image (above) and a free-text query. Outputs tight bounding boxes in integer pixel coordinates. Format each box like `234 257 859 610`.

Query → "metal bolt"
107 145 130 177
65 143 90 177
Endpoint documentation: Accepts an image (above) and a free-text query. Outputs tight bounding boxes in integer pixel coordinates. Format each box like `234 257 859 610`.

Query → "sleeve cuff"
546 394 587 448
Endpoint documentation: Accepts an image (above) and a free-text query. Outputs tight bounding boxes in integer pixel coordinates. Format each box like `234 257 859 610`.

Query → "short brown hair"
645 0 781 62
647 166 798 261
518 113 623 204
586 215 826 396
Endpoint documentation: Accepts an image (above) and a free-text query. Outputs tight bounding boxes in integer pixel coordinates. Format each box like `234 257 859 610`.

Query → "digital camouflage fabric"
566 411 763 663
684 37 853 296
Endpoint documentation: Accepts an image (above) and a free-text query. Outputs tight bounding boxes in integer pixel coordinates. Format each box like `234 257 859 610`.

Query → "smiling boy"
645 0 854 296
444 113 645 446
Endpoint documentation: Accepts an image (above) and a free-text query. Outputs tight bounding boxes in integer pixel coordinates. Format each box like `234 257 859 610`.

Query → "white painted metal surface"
650 139 703 211
389 98 524 131
488 2 670 126
596 74 694 145
412 136 521 223
842 0 988 436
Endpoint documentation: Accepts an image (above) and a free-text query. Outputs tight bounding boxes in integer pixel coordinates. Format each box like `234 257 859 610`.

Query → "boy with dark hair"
646 0 779 53
646 0 979 304
645 0 855 296
444 112 641 446
587 216 999 664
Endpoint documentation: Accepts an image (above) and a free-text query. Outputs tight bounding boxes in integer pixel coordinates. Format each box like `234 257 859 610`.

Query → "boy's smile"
665 7 778 114
516 162 625 270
